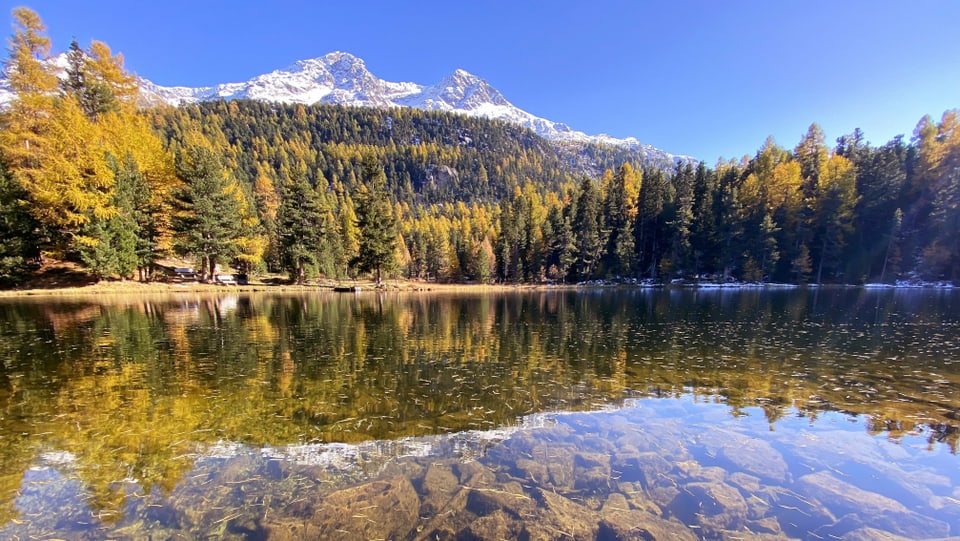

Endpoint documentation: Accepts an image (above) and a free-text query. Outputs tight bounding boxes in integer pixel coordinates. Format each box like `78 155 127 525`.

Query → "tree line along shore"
2 8 959 291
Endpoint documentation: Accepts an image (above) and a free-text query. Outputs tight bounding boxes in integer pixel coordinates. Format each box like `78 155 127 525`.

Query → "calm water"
0 288 958 539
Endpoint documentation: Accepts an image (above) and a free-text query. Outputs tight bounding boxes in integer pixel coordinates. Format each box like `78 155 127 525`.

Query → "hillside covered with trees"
1 7 959 287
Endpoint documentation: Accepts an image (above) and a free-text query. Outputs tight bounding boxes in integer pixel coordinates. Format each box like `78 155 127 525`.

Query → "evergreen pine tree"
277 169 325 284
635 168 667 278
690 162 718 276
172 145 243 281
0 162 42 284
602 164 636 277
352 153 397 285
572 176 603 280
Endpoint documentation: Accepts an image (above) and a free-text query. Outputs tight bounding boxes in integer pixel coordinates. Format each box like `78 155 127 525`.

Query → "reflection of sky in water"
8 395 959 539
1 289 959 538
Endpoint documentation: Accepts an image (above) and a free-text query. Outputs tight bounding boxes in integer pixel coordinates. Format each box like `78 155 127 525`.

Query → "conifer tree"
253 166 281 272
690 162 718 275
79 153 153 280
667 162 695 276
60 39 87 103
795 124 829 198
78 209 137 280
352 153 397 284
4 8 58 96
635 168 667 278
277 169 325 284
917 111 960 281
1 8 110 253
602 164 636 277
172 145 243 281
813 154 859 283
495 198 521 282
572 176 603 280
0 162 41 284
714 161 745 280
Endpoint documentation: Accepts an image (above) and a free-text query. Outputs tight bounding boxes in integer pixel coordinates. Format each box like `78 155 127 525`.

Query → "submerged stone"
698 429 788 482
459 509 526 540
573 451 613 493
612 451 672 486
727 471 761 493
265 475 420 541
799 471 951 539
600 492 631 514
745 516 783 535
598 506 698 541
682 481 749 534
421 463 460 514
841 526 915 541
465 481 536 518
526 488 599 540
457 460 497 488
513 457 550 485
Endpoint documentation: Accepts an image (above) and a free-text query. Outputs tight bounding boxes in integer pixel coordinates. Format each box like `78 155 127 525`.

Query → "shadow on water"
0 288 958 538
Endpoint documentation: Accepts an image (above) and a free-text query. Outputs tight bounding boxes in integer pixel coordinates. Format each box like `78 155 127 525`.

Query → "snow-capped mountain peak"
1 50 690 163
134 51 688 160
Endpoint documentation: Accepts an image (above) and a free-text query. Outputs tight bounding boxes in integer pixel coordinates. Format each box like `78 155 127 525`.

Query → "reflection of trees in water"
0 288 957 520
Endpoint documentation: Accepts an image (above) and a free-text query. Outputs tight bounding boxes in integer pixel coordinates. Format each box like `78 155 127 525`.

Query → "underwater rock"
675 460 727 483
682 481 749 534
573 451 613 493
612 451 672 486
513 457 550 485
598 506 698 541
647 484 681 511
800 471 907 515
525 488 599 540
265 475 420 541
459 509 526 540
698 429 788 482
465 481 536 519
616 482 665 516
600 492 631 514
547 454 576 491
457 460 497 488
840 526 915 541
751 484 836 536
420 463 460 514
799 471 950 539
217 454 260 484
414 488 472 541
727 471 761 493
744 516 783 535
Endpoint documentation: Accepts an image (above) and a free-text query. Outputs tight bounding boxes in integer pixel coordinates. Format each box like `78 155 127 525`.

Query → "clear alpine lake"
0 288 957 539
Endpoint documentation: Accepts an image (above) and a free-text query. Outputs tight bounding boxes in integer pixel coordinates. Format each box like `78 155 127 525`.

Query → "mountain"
1 51 691 166
136 52 690 163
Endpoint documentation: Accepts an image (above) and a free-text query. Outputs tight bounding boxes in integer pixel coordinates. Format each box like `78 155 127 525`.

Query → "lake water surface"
0 288 957 539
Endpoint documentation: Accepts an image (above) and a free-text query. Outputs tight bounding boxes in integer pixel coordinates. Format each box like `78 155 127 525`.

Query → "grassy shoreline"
0 278 553 298
2 278 952 298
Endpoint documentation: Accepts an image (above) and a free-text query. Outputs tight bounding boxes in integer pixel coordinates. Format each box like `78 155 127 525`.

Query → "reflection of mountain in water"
10 398 957 540
256 409 558 475
0 289 959 529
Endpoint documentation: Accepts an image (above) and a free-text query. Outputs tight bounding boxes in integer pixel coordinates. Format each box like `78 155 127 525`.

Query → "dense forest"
1 8 959 287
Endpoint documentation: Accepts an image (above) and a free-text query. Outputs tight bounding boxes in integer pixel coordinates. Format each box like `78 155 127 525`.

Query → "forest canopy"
1 7 958 286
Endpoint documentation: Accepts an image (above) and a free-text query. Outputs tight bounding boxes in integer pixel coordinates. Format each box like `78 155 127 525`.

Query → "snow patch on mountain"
2 51 691 163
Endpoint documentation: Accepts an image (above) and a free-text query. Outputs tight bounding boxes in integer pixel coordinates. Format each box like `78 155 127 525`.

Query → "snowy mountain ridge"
2 51 690 163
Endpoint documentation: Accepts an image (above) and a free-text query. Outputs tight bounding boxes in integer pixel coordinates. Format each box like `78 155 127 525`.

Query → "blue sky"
6 1 959 162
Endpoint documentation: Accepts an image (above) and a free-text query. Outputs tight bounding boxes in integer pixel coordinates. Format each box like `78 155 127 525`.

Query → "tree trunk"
816 236 827 285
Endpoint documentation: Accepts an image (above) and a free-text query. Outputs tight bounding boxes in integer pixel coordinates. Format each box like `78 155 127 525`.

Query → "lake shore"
0 278 560 298
0 276 953 298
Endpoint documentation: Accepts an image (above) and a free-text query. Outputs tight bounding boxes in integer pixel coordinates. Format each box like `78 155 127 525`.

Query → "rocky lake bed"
10 399 957 540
